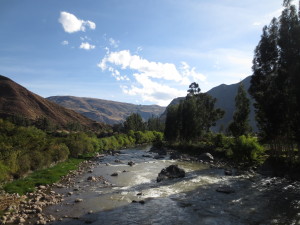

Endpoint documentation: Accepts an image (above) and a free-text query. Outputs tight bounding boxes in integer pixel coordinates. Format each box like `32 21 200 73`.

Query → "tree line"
162 0 300 170
0 118 163 183
249 0 300 164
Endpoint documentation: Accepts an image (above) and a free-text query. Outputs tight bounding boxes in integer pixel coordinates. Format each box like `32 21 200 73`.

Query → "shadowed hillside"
47 96 166 125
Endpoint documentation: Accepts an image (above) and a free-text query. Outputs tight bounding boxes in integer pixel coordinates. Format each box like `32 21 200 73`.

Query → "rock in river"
128 161 135 166
216 185 235 194
198 153 214 162
157 165 186 182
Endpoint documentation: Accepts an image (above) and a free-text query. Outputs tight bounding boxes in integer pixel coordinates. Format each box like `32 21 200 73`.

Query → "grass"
3 158 84 195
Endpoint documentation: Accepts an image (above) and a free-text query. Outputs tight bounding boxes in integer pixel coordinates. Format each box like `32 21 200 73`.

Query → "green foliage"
165 132 233 158
123 113 145 133
34 116 54 131
228 83 252 137
0 116 163 185
0 161 9 183
164 83 224 142
3 158 83 195
146 116 165 132
249 1 300 163
164 105 180 142
64 132 97 158
98 131 162 150
231 135 264 163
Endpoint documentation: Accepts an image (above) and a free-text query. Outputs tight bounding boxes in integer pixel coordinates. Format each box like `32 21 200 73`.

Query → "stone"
38 185 47 190
75 198 83 203
49 215 56 221
111 172 118 176
157 165 186 182
17 217 26 223
35 207 43 213
216 185 235 194
154 155 165 159
170 153 181 160
87 176 96 182
132 200 145 204
225 170 233 176
198 153 214 161
128 161 135 166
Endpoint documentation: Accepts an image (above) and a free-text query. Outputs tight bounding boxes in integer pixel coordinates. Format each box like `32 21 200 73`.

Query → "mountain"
207 76 257 132
47 96 166 125
0 75 108 130
162 76 257 132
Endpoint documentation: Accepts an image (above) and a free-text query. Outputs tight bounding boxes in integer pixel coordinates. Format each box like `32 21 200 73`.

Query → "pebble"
75 198 83 203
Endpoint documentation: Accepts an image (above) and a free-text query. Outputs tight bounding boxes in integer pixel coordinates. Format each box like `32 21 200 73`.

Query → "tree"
249 0 300 161
123 113 145 133
164 105 180 142
164 83 224 142
147 116 164 132
187 82 201 97
228 83 252 137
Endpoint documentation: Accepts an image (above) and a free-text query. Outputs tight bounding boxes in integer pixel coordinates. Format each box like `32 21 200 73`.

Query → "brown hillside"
47 96 165 125
0 75 108 130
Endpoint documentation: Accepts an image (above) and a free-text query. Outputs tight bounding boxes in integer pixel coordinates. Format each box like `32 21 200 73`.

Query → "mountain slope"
162 76 257 132
47 96 166 125
0 75 108 130
207 76 257 132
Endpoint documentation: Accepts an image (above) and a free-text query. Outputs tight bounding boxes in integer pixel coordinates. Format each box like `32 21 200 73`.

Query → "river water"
44 146 300 225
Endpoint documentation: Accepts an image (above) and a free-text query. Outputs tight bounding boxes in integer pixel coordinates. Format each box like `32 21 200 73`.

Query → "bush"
0 161 9 183
231 135 263 163
48 143 70 163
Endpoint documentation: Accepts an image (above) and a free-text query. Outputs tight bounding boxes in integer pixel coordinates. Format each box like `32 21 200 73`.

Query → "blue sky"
0 0 289 106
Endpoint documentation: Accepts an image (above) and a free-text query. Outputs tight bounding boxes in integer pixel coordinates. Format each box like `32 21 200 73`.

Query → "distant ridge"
47 96 166 125
0 75 108 130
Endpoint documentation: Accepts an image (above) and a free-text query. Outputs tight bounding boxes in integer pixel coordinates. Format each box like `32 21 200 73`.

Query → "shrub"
48 143 70 163
0 161 9 182
231 135 263 163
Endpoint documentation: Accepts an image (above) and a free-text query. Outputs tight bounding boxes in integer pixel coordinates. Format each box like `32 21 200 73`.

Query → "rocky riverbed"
1 146 300 225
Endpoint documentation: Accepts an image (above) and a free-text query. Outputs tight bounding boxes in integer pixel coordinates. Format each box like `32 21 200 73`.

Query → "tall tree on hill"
249 0 300 160
228 83 252 137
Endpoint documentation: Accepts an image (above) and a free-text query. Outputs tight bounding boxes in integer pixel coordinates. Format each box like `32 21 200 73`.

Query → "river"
43 146 300 225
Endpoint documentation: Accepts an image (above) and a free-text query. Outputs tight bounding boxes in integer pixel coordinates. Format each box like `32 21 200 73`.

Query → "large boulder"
198 153 214 161
157 165 186 182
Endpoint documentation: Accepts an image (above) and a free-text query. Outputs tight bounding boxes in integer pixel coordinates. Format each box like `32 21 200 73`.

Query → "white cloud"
79 42 96 50
61 40 69 45
252 7 284 27
80 36 91 41
98 49 206 106
109 38 120 48
58 11 96 33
